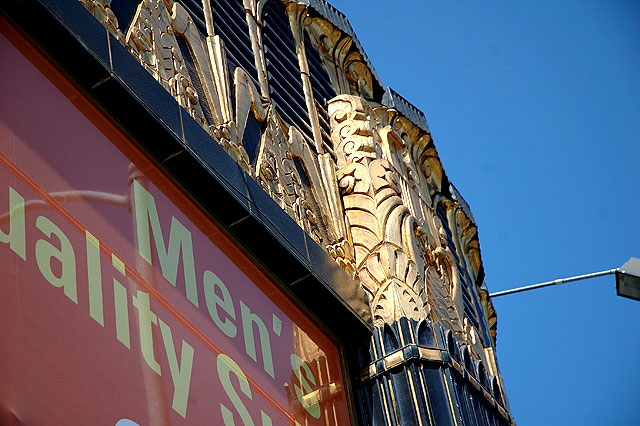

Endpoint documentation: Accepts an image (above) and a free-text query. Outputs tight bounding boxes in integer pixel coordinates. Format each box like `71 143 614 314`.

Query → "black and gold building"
0 0 514 425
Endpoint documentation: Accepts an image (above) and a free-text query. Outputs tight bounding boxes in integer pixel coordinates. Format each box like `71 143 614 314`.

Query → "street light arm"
489 268 619 298
0 190 129 224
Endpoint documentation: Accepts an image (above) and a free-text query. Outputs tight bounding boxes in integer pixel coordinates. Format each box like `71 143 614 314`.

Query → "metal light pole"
490 257 640 301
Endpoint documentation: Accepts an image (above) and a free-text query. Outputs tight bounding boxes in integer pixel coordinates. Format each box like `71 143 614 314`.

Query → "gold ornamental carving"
79 0 498 351
76 0 512 412
328 94 466 333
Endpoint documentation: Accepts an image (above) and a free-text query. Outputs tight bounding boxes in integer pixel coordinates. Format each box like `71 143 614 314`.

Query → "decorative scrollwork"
329 94 469 332
125 0 206 125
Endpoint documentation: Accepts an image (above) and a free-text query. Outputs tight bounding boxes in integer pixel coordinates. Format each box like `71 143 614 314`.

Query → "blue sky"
327 1 640 425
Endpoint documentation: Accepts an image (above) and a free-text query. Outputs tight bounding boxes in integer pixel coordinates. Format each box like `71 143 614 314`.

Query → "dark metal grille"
262 0 314 144
304 31 335 155
179 0 258 84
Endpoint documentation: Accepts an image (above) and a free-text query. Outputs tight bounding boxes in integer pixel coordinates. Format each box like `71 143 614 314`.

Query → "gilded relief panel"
79 0 498 357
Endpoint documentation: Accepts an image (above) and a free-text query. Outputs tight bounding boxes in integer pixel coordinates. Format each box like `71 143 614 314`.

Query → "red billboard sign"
0 26 350 426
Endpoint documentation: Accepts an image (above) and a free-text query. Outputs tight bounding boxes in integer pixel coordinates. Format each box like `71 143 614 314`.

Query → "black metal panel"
357 319 511 426
422 364 453 425
107 0 139 31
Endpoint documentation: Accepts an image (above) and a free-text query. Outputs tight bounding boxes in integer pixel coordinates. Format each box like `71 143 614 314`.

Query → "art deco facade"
0 0 514 424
